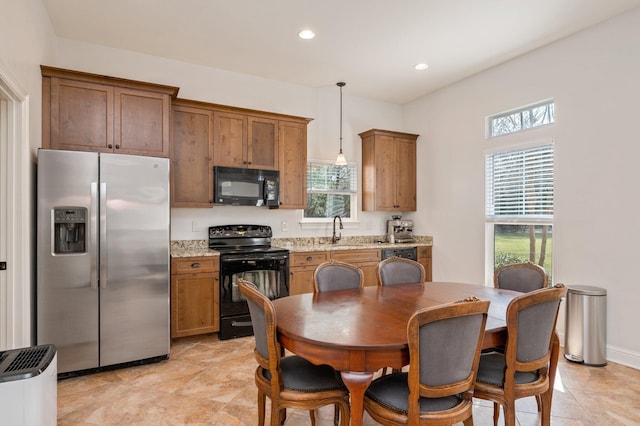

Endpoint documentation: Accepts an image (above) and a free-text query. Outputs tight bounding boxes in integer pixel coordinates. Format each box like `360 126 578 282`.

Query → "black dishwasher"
381 247 417 261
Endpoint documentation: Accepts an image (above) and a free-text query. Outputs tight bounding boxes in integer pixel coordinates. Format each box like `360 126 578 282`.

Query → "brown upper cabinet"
213 112 279 170
171 99 312 208
171 99 215 207
360 129 418 212
41 66 178 158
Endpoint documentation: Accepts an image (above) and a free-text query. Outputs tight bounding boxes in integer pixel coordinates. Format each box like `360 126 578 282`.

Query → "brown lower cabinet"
289 251 330 295
417 246 433 282
289 246 432 294
330 249 381 287
170 256 220 338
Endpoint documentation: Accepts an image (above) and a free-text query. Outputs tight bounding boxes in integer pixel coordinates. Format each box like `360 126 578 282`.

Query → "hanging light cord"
339 82 343 153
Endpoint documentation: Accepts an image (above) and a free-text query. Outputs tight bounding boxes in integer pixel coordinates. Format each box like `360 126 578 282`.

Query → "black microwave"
213 166 280 207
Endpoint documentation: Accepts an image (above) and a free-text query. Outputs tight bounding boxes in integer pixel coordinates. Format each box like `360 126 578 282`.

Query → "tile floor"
57 334 640 425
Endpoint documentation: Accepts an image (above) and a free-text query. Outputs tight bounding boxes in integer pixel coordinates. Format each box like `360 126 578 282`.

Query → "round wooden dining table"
273 282 559 426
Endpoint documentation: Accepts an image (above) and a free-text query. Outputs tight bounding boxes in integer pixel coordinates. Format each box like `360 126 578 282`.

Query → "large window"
485 143 554 279
304 162 357 221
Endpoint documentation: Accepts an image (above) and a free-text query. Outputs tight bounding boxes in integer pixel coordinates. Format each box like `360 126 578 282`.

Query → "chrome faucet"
332 215 343 244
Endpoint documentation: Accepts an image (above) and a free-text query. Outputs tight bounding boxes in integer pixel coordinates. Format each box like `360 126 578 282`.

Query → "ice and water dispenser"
53 207 87 254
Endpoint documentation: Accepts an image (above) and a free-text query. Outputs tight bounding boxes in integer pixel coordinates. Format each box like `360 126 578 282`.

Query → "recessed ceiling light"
414 63 429 70
298 30 315 40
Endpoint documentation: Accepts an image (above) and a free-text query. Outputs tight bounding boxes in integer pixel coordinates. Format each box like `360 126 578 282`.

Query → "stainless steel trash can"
564 285 607 366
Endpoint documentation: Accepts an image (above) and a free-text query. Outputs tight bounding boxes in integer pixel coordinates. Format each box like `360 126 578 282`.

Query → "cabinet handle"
306 256 313 261
108 144 113 149
115 144 120 149
191 262 201 268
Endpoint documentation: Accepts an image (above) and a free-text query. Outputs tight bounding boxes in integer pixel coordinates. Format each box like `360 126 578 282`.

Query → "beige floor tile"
57 334 639 425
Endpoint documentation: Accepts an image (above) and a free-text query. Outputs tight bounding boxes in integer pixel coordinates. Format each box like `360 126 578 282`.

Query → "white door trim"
0 61 30 350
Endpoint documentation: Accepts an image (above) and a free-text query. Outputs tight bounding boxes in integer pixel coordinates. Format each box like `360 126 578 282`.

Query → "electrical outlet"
281 221 288 232
192 220 200 232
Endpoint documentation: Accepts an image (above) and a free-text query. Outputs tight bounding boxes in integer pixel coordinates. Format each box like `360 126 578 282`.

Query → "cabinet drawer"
290 251 330 267
171 256 219 274
331 249 381 263
417 246 432 258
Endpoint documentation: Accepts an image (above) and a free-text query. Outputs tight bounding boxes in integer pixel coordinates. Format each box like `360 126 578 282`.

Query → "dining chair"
313 259 364 293
473 284 567 426
377 256 426 286
363 297 490 426
494 262 548 293
238 279 351 426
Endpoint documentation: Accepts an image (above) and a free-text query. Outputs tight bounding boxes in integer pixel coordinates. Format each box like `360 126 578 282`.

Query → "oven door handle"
222 254 289 262
231 320 253 327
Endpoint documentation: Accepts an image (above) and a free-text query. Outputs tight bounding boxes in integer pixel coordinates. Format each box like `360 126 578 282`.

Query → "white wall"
403 8 640 368
53 39 405 240
0 0 55 348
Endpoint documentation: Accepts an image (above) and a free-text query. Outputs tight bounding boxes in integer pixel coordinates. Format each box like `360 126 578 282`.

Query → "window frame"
486 99 555 138
484 140 555 286
302 160 358 224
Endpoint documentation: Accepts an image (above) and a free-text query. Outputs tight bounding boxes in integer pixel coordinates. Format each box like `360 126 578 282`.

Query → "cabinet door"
360 263 380 287
279 121 308 209
417 246 432 282
114 87 170 157
49 77 114 152
170 272 219 338
395 137 417 211
171 105 214 207
248 116 279 170
374 135 398 210
213 111 247 167
290 268 316 295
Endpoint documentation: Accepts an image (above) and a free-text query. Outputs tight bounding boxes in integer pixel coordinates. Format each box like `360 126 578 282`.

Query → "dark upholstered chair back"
494 262 548 293
314 260 364 293
239 279 274 362
506 284 566 365
377 256 426 286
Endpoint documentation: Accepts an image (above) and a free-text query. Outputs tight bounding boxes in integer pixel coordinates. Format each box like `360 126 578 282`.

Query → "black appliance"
381 247 417 261
209 225 289 340
213 166 279 207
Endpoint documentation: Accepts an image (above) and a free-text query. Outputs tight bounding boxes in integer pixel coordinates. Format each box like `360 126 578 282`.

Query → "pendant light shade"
335 82 347 165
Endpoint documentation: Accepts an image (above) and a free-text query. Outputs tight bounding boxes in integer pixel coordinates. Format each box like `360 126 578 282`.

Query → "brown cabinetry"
42 66 178 158
417 246 433 282
213 112 279 170
279 121 308 209
289 251 330 295
360 129 418 211
170 256 220 338
171 99 312 208
171 100 215 207
331 249 381 287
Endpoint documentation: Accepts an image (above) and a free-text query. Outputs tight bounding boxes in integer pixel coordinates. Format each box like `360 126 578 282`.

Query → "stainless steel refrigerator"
37 149 170 375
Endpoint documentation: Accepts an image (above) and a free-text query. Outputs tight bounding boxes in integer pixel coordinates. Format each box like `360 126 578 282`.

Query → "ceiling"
43 0 640 104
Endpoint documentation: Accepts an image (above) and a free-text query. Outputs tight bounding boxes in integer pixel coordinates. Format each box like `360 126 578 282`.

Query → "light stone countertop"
170 236 432 258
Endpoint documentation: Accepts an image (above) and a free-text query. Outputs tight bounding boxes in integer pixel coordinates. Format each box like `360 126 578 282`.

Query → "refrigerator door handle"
99 182 107 288
90 182 99 289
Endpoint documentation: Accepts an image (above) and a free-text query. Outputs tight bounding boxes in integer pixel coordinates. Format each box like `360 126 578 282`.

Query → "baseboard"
606 344 640 370
558 330 640 371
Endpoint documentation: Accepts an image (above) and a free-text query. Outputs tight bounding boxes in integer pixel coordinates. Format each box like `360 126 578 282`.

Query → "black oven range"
209 225 289 340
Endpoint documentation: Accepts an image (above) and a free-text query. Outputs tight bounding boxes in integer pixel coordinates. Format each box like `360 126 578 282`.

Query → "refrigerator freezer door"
37 150 100 373
99 154 170 366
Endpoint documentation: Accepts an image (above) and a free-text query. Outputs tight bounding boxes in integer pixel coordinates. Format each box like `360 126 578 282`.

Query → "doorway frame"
0 62 31 350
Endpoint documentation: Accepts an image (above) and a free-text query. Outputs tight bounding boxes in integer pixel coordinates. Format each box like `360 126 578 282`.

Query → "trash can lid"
567 285 607 296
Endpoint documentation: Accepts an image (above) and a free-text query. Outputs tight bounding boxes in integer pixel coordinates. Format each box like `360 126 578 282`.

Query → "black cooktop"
208 224 288 256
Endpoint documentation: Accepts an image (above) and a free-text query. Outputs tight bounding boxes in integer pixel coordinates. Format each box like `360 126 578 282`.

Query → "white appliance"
36 149 170 376
0 344 57 425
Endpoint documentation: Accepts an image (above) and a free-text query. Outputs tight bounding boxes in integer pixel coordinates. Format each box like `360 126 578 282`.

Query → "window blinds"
485 144 554 220
306 162 357 193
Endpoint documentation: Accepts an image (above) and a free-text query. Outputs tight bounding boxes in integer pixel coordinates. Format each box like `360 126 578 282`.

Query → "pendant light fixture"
335 82 347 165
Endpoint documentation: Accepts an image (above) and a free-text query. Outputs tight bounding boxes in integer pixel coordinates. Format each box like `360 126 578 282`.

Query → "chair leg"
492 402 500 426
463 416 474 426
257 391 266 426
503 401 517 426
309 409 316 426
333 404 339 426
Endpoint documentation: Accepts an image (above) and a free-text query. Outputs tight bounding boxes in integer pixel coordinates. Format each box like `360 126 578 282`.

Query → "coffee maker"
386 216 415 243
